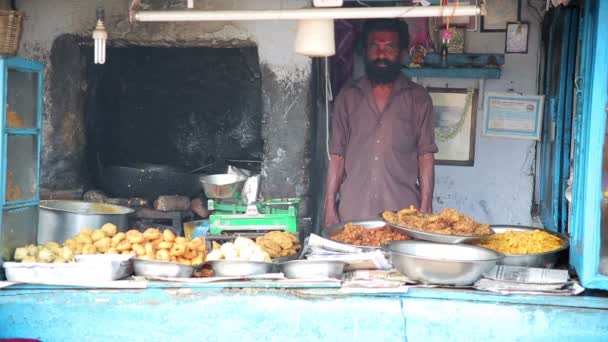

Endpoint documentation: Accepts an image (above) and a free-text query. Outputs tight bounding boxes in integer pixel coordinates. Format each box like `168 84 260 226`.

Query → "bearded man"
323 19 438 227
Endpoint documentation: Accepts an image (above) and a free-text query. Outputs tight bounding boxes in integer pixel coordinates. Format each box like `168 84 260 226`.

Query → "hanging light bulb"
93 3 107 64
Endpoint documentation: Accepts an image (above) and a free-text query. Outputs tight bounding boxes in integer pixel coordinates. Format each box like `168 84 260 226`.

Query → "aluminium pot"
37 200 134 244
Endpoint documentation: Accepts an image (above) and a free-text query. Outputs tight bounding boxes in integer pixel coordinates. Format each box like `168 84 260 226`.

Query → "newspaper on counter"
474 265 585 296
342 269 415 288
302 234 392 270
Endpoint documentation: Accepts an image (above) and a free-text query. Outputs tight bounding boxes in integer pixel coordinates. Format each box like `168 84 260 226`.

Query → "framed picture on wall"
433 0 479 32
428 88 478 166
481 0 522 32
505 22 529 54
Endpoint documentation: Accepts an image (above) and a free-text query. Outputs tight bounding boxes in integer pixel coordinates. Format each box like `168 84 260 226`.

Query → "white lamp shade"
295 19 335 57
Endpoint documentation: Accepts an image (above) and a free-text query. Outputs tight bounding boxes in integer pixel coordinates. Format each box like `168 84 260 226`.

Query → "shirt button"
374 156 379 161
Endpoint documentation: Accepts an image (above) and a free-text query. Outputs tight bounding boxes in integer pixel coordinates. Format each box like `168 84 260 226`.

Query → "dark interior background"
83 46 263 186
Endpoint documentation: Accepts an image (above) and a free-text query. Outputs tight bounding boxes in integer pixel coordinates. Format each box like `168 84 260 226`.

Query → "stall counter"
1 283 608 341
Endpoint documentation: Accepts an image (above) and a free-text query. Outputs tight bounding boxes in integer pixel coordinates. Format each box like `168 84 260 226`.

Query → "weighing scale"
207 197 300 236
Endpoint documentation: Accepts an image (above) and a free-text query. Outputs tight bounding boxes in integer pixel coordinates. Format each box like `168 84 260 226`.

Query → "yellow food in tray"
474 229 564 254
63 224 207 266
256 231 300 259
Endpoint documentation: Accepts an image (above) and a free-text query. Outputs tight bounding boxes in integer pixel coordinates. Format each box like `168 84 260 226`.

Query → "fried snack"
93 237 112 253
170 244 185 257
331 223 410 246
175 237 187 245
115 240 132 252
91 229 107 242
126 230 145 244
143 228 161 241
111 232 126 247
80 227 94 236
155 249 170 261
474 229 564 254
76 234 93 245
158 241 173 250
383 206 491 237
255 231 300 259
100 223 117 237
162 229 176 242
132 243 146 256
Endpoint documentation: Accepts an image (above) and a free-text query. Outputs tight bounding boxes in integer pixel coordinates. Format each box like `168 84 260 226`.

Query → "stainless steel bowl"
280 260 346 279
385 221 494 244
133 258 194 278
199 174 248 199
387 241 504 286
206 260 272 277
38 200 134 244
324 219 408 251
476 225 570 268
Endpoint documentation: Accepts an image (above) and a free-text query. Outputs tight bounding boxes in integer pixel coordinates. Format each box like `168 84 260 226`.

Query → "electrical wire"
324 57 333 161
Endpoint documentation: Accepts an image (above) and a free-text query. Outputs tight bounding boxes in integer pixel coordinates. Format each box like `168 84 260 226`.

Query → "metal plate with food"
206 260 273 277
386 240 504 286
323 219 411 250
472 225 570 268
382 206 494 244
133 258 195 278
280 260 346 279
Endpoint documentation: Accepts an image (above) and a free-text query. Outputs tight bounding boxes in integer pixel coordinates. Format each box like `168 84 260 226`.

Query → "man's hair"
361 19 410 51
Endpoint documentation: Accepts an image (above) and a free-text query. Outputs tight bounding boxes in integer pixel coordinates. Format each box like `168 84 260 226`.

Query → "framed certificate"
482 93 544 140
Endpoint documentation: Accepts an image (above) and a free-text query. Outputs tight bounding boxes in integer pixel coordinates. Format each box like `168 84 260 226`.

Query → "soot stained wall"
84 47 263 177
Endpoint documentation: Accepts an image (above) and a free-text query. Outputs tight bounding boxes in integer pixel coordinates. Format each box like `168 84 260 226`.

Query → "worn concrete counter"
1 284 607 341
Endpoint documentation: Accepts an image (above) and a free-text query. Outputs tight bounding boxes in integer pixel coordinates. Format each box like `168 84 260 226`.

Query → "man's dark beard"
365 58 401 84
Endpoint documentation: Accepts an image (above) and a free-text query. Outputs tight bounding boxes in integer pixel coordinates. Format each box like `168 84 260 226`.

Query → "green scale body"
207 198 300 235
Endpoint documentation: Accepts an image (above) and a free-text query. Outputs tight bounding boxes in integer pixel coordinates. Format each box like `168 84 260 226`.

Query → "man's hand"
323 200 340 228
418 153 435 214
323 154 346 228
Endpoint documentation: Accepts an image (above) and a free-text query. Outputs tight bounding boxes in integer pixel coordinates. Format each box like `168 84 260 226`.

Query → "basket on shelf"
0 10 23 55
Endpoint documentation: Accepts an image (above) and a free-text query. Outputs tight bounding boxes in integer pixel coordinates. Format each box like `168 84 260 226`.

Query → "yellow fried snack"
80 227 94 236
93 237 111 253
142 228 161 241
155 249 170 261
191 253 205 266
100 223 118 237
107 247 119 254
91 229 107 242
158 241 173 250
175 237 187 245
76 234 93 245
126 230 145 244
111 232 126 247
475 229 564 254
81 244 97 255
170 243 185 257
116 240 132 252
132 243 146 256
162 229 176 242
212 241 222 250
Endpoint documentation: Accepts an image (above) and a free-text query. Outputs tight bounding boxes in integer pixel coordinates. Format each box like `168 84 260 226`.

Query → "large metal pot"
37 200 134 244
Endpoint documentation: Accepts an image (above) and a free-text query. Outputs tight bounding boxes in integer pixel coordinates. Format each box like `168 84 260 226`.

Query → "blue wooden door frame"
570 0 608 290
0 57 44 268
539 7 578 233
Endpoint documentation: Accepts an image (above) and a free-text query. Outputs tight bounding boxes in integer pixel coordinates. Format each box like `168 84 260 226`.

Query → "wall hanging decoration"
481 0 522 32
505 21 529 54
429 87 478 166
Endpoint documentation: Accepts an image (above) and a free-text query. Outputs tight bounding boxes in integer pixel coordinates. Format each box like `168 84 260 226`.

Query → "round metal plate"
323 219 406 250
384 221 495 244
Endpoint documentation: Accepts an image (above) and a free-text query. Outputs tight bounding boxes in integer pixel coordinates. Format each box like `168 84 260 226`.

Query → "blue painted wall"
1 287 608 341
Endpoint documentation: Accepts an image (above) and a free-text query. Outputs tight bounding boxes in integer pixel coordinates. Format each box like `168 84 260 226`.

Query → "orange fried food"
383 206 491 237
331 223 410 246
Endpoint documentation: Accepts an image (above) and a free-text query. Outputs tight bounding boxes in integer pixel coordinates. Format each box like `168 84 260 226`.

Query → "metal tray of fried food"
384 221 494 244
133 258 194 278
323 219 406 251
